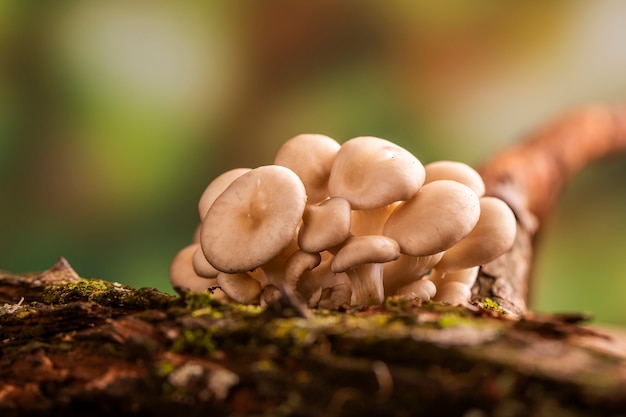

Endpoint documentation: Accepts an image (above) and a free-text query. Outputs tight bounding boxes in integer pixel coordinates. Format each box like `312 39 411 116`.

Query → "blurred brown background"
2 1 626 324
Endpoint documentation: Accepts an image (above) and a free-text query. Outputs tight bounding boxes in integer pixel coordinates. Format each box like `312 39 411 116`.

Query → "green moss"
183 292 223 310
482 297 506 314
42 278 176 310
437 312 476 329
170 329 216 355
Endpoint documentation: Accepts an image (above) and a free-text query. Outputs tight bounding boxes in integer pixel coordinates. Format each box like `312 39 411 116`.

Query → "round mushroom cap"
328 136 425 210
383 180 481 257
274 134 341 204
216 272 262 304
198 168 251 220
435 196 517 272
433 281 472 305
284 250 322 288
424 160 485 197
201 165 307 273
169 244 217 293
331 235 401 273
396 279 436 301
298 197 351 253
192 245 219 278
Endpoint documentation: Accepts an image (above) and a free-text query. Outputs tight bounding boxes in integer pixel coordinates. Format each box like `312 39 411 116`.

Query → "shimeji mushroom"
423 160 485 197
383 180 481 256
434 196 517 273
200 165 307 303
428 266 480 305
273 133 341 204
382 180 481 293
217 272 262 304
328 136 425 236
297 197 352 253
395 278 437 301
201 165 307 273
295 251 351 308
192 245 219 278
169 244 218 294
383 252 443 296
331 235 401 306
198 168 251 220
328 136 425 209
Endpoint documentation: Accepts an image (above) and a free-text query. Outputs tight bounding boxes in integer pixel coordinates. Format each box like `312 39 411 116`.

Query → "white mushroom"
383 252 443 296
169 244 218 294
198 168 251 220
273 134 341 204
424 160 485 196
395 278 437 301
428 266 480 305
298 197 351 253
435 196 517 272
328 136 425 210
284 250 322 289
192 245 219 278
216 272 262 304
201 165 307 273
383 180 481 257
331 235 400 306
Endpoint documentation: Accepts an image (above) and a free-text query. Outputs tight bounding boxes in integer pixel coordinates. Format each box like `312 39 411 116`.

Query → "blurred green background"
2 1 626 325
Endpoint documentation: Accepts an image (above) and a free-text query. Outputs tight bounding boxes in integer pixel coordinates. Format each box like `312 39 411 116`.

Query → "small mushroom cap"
435 197 517 272
427 266 480 287
274 134 341 204
284 250 322 288
331 235 401 273
396 279 436 301
216 272 262 304
424 160 485 197
383 180 481 257
192 245 219 278
169 244 217 294
298 197 351 253
433 281 472 305
328 136 425 210
198 168 251 220
201 165 307 273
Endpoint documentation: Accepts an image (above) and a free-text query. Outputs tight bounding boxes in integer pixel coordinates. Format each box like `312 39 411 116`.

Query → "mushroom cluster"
170 134 517 309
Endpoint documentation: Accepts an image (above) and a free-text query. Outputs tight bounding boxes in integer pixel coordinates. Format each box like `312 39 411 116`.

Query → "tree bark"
2 106 626 416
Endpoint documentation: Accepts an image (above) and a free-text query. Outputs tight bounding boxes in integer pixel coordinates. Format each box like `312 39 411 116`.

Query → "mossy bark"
1 258 626 417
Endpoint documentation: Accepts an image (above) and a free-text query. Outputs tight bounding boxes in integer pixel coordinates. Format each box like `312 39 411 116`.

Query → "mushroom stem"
346 263 385 306
383 252 443 296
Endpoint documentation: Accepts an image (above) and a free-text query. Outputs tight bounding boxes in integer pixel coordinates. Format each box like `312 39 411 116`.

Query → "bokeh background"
2 1 626 325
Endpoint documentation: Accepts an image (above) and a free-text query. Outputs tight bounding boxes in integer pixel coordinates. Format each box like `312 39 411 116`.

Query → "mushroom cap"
198 168 251 220
383 180 481 257
435 196 517 272
396 279 436 301
216 272 262 304
433 281 472 305
201 165 307 273
192 245 219 278
328 136 425 210
331 235 401 273
169 244 217 293
424 160 485 197
298 197 351 253
274 134 341 204
284 250 322 288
